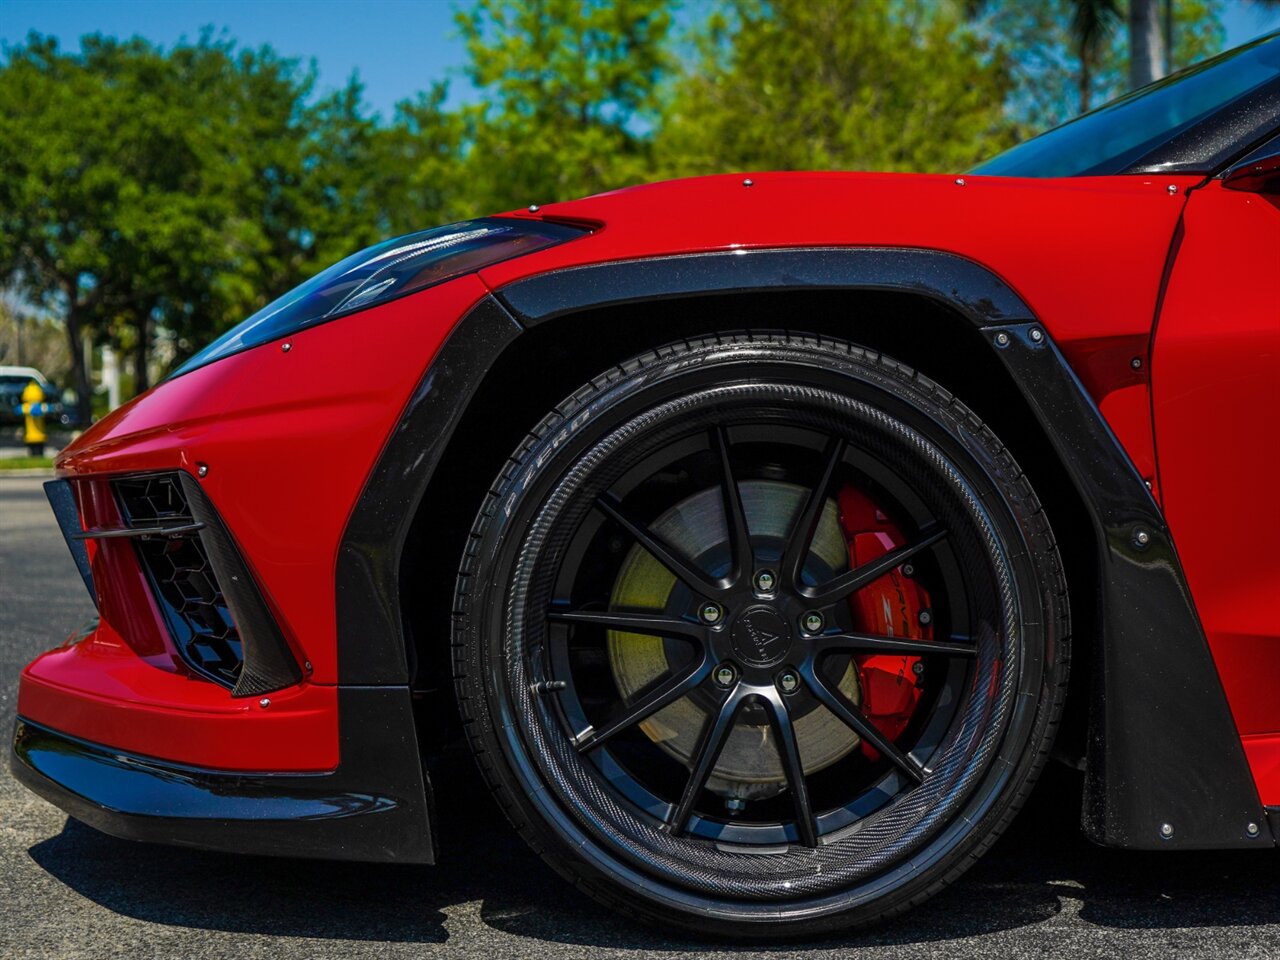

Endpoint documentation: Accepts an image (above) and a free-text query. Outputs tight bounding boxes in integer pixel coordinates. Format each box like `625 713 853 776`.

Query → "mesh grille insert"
115 474 243 687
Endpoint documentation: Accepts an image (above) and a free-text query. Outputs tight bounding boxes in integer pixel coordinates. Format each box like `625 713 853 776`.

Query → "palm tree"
1070 0 1122 111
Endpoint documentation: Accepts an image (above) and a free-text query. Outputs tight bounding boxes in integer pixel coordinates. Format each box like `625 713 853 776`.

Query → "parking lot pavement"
2 474 1279 959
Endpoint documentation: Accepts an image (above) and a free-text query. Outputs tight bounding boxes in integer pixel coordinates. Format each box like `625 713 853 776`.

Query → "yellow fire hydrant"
19 380 50 457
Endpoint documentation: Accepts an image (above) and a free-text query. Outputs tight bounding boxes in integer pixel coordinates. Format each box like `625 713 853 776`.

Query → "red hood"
482 170 1199 346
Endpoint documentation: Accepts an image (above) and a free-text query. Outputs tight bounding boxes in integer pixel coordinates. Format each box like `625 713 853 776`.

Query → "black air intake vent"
115 473 302 696
116 475 242 685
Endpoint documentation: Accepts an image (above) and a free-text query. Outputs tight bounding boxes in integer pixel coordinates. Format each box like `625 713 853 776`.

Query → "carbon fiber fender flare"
335 246 1266 853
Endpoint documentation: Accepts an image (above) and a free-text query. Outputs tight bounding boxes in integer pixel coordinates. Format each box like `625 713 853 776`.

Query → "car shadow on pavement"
27 820 451 944
26 759 1280 949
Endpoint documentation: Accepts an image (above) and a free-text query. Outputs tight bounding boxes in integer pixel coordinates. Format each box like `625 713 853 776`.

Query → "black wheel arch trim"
335 246 1266 854
335 296 523 686
498 247 1035 328
10 686 435 864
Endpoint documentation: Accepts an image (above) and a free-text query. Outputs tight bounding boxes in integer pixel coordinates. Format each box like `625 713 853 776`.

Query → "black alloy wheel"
454 333 1069 936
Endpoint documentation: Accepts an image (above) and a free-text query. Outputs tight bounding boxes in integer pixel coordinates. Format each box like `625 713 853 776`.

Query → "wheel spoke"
800 664 926 783
575 658 712 753
814 631 976 658
712 427 753 586
548 608 707 643
801 525 947 606
668 687 745 834
781 437 847 590
595 494 725 597
761 688 819 847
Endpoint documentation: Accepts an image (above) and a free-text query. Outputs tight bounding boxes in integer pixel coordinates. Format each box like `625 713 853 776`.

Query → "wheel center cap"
730 606 792 667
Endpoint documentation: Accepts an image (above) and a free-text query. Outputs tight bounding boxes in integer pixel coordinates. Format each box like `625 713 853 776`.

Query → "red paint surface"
485 173 1189 481
30 170 1268 784
1152 183 1280 803
25 274 489 770
485 173 1194 347
1242 735 1280 806
19 638 339 772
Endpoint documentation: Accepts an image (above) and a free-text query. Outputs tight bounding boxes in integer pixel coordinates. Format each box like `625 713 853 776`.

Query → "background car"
11 31 1280 938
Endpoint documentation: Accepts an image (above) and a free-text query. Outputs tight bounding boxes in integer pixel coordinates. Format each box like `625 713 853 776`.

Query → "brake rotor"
607 480 861 800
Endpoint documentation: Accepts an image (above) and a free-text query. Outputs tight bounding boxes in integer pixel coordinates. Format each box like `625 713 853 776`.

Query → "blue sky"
1 0 473 119
3 0 1279 118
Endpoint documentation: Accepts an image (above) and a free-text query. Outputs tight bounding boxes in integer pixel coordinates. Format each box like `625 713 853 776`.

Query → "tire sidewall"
456 336 1066 936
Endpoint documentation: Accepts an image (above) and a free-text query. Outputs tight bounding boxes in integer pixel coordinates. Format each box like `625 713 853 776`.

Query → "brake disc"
607 480 861 800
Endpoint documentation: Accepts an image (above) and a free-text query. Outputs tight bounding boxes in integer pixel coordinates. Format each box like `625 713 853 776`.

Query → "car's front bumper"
11 685 435 863
11 277 492 862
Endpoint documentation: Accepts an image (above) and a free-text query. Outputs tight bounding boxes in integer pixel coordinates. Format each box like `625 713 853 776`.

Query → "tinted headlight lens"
172 216 586 378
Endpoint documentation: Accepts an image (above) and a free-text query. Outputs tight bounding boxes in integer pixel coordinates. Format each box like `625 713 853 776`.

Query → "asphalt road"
2 474 1278 959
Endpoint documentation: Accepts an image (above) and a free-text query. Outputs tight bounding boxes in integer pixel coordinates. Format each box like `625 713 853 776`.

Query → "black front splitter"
10 686 435 864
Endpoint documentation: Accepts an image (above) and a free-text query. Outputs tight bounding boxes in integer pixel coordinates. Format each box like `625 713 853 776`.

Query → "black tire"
453 333 1069 937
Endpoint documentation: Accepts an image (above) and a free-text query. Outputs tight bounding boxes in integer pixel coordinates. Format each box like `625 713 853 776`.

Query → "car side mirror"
1222 153 1280 195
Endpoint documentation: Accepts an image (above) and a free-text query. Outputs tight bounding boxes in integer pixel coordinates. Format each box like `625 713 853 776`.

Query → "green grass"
0 456 54 471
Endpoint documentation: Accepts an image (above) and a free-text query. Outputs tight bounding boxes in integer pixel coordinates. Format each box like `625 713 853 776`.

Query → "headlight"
171 216 587 378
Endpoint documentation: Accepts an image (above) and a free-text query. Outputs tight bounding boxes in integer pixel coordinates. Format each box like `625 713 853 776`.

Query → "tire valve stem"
530 680 568 695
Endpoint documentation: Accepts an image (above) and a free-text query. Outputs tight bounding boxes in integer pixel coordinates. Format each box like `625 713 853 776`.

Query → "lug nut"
902 563 915 577
725 796 747 814
754 570 777 593
802 611 824 634
918 609 933 626
700 603 723 624
912 661 925 676
777 671 800 694
714 664 737 688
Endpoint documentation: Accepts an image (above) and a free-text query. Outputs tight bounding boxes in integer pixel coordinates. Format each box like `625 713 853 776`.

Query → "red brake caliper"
836 486 932 762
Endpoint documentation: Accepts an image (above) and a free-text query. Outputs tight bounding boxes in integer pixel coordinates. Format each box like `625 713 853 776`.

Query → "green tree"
0 34 218 416
659 0 1018 177
377 82 475 231
978 0 1224 133
1069 0 1122 112
454 0 673 208
156 38 396 367
0 32 400 407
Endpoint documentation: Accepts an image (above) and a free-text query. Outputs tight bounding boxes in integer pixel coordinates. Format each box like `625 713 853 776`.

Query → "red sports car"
12 33 1280 937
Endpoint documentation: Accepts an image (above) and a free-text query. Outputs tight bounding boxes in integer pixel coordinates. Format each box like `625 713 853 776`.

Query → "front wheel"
453 333 1069 936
